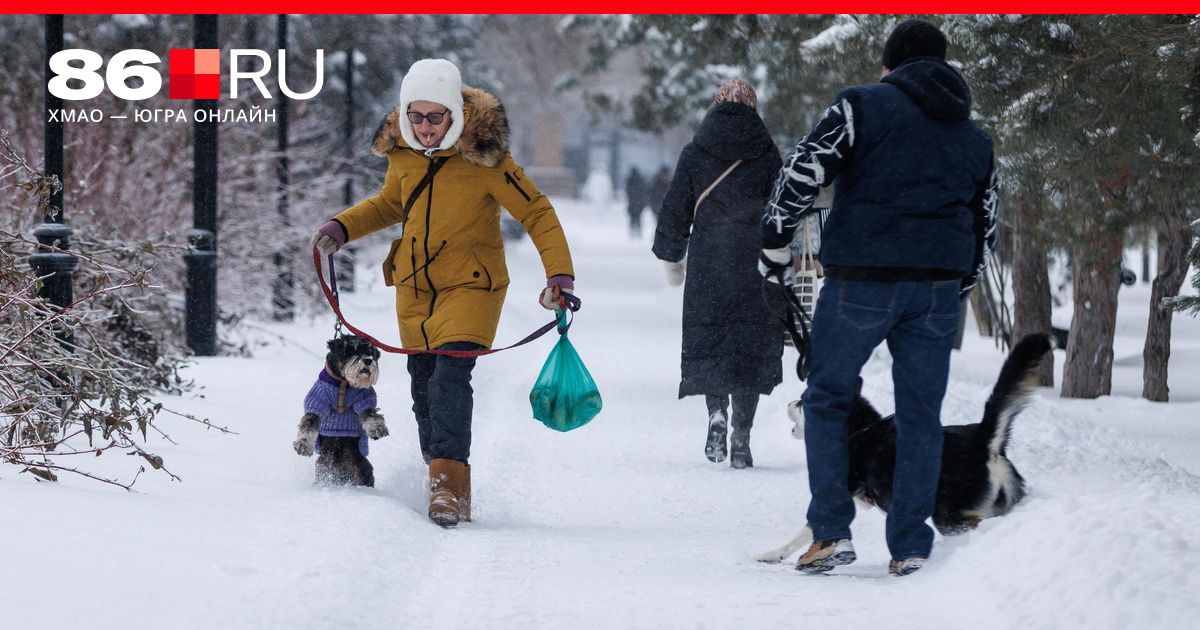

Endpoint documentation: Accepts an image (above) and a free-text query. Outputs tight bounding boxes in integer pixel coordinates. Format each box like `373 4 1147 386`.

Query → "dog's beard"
341 358 379 389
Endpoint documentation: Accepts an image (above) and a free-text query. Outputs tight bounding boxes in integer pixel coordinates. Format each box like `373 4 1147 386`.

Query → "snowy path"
4 200 1200 630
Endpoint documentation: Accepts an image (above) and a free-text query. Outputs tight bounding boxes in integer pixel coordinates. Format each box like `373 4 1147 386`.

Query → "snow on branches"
1 131 232 490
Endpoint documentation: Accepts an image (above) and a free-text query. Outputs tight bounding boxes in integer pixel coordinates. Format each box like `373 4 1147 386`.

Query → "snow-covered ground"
4 199 1200 630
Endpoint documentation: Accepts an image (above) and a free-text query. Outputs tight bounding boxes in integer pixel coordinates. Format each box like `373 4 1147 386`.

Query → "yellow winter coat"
334 87 574 350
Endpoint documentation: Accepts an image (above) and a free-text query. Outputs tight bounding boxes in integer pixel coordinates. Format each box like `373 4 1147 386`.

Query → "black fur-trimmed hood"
370 86 509 168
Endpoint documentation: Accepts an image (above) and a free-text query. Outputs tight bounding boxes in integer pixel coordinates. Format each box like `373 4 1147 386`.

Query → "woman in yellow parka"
311 59 575 527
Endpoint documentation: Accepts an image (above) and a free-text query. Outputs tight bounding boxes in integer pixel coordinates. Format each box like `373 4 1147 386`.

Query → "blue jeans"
802 277 960 560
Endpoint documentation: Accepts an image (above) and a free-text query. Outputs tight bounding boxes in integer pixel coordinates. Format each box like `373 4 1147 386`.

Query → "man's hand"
758 246 795 285
311 220 347 255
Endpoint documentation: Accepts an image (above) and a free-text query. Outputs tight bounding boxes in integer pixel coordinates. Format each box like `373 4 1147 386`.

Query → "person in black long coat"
652 79 784 469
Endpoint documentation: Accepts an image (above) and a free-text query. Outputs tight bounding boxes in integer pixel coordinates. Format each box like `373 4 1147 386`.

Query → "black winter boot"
730 429 753 469
705 409 728 463
729 394 758 469
704 395 729 463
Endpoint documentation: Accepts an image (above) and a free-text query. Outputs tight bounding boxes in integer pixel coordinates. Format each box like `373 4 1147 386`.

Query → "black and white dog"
293 335 389 487
757 333 1053 564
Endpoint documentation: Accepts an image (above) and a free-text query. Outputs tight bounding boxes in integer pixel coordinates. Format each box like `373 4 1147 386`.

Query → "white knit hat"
398 59 464 152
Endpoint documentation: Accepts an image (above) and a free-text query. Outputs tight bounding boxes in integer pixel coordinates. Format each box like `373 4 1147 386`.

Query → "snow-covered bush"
2 130 229 489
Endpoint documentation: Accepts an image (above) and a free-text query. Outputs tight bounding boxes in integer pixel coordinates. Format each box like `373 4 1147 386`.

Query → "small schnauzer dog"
293 335 389 486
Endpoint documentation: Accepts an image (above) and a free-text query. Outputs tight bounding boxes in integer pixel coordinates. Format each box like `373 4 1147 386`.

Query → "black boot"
705 409 728 463
704 395 730 462
729 394 758 469
730 429 753 469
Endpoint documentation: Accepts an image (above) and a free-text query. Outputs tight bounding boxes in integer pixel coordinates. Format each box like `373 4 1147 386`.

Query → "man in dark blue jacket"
759 19 999 577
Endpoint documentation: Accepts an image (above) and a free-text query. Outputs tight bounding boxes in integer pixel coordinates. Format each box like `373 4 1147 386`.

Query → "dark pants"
802 277 960 560
408 341 482 465
704 393 759 431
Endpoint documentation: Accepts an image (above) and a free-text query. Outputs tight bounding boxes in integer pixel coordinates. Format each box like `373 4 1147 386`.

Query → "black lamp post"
29 14 78 350
337 45 357 293
184 14 219 356
271 13 295 321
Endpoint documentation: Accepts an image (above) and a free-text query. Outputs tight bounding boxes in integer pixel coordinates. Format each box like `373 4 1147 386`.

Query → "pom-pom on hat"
881 19 947 70
399 58 464 151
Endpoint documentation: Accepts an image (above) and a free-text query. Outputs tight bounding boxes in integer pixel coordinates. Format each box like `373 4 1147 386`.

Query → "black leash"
762 272 813 382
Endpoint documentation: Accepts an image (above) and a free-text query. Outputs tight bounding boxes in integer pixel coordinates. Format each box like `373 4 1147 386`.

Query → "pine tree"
952 15 1200 399
574 15 902 141
1166 227 1200 316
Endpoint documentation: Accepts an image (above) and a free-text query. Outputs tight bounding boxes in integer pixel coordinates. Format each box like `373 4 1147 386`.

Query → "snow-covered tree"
1166 227 1200 317
950 15 1200 400
574 15 900 144
1 129 229 488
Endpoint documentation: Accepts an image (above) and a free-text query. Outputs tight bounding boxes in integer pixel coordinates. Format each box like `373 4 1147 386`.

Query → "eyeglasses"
407 109 449 125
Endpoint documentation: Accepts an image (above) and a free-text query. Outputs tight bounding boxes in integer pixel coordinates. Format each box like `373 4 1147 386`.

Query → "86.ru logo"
48 48 324 101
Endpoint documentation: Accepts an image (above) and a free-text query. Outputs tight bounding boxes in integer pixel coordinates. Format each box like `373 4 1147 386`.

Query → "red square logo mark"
170 48 220 100
169 49 194 71
169 74 196 100
192 74 220 100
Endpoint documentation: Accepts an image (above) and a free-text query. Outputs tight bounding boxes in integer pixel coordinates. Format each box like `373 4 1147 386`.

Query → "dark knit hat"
881 19 947 70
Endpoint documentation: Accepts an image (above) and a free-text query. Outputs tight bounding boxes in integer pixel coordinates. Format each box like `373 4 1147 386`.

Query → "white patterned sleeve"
959 159 1000 301
761 90 858 248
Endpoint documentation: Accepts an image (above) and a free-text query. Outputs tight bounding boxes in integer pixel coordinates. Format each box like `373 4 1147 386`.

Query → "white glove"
310 233 337 256
539 276 575 311
664 259 686 286
310 220 346 255
758 246 795 285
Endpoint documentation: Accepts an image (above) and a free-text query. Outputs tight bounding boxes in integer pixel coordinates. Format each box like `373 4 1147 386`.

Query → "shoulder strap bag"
693 159 743 216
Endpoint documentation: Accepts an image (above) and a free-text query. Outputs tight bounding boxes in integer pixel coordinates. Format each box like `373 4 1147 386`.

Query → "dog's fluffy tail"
978 333 1054 458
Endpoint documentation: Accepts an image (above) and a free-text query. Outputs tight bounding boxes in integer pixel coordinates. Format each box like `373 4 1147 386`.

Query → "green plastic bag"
529 315 602 432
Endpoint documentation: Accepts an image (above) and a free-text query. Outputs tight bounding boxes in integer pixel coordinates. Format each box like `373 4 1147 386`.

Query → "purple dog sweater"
304 370 377 456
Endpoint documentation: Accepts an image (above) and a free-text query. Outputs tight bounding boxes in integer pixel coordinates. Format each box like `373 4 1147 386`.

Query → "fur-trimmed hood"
370 86 510 168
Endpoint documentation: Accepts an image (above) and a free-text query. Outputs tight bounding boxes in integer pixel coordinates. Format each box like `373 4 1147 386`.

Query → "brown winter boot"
461 465 472 522
428 458 466 528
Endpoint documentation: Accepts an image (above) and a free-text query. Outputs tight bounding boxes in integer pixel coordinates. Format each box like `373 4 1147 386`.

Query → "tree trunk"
1010 194 1055 386
1142 237 1151 284
1142 202 1192 402
1061 226 1122 399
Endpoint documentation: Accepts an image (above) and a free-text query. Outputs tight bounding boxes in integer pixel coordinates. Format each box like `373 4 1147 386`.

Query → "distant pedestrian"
626 167 649 238
758 19 999 576
652 79 784 469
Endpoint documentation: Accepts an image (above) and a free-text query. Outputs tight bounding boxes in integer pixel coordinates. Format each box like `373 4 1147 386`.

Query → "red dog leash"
313 247 580 357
